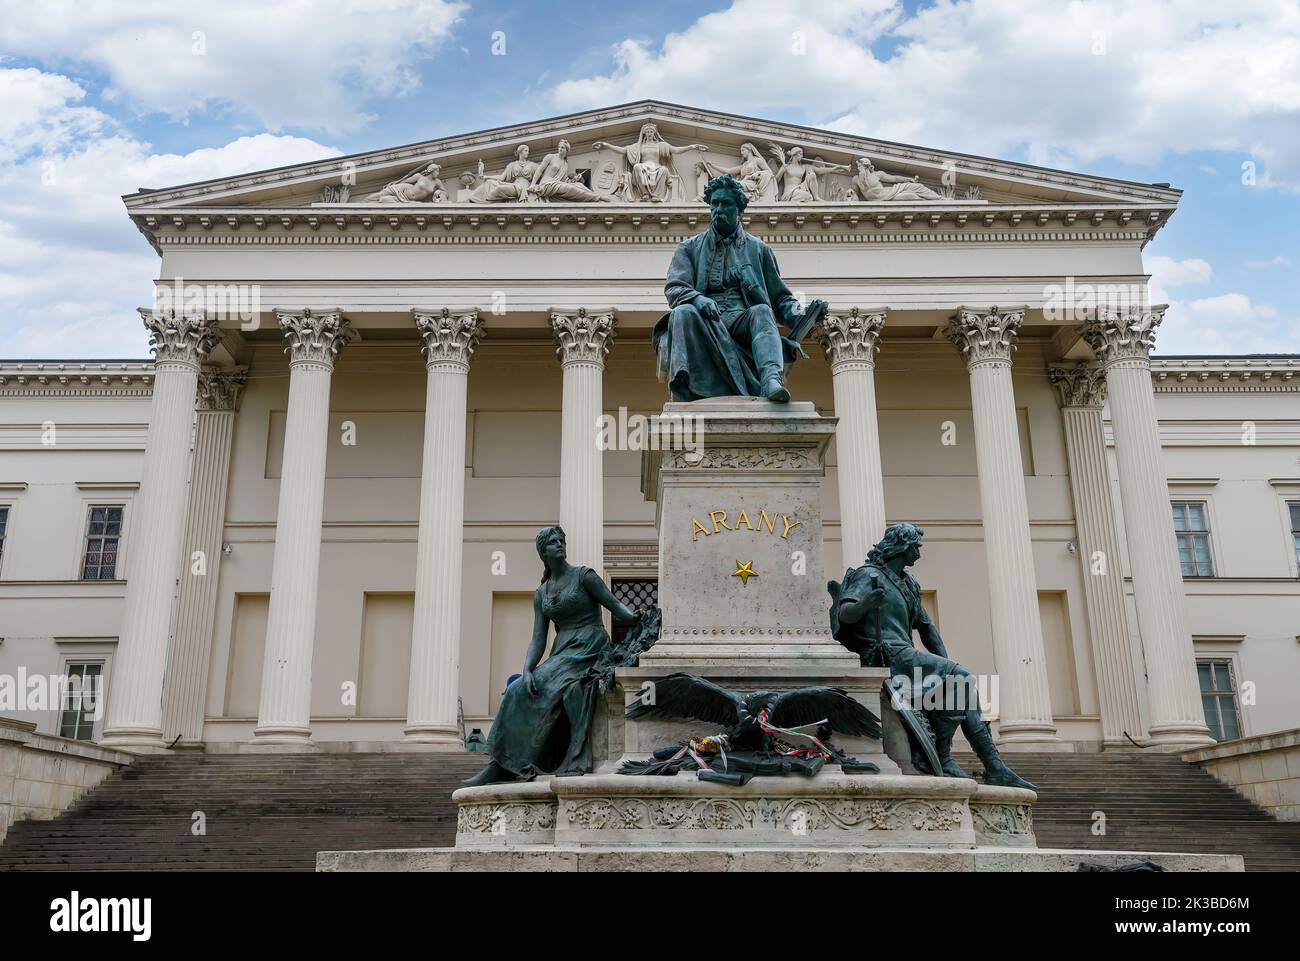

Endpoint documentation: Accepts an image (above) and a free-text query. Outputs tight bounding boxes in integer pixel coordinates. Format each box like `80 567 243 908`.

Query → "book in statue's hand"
787 298 828 344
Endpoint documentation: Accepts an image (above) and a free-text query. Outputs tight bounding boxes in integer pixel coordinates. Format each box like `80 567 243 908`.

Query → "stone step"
4 750 1298 871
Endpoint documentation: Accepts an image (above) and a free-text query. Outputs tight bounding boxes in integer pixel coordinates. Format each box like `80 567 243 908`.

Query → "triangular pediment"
123 101 1181 214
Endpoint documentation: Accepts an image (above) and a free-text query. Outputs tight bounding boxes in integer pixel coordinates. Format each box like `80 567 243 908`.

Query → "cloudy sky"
1 0 1296 358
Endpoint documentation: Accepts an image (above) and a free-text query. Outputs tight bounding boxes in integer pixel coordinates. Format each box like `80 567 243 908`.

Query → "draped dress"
486 567 609 777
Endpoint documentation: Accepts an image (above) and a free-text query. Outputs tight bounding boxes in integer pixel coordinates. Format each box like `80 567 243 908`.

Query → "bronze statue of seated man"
652 174 824 402
830 522 1037 791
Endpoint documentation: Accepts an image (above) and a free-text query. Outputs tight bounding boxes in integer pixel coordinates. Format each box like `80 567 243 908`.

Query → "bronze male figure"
653 174 825 402
830 522 1037 791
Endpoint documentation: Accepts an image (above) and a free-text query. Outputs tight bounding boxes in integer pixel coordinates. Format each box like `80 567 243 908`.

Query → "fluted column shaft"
405 308 484 745
948 308 1059 744
1051 366 1146 746
552 309 616 579
252 309 354 748
101 311 218 751
819 308 887 567
162 369 247 745
1083 309 1213 748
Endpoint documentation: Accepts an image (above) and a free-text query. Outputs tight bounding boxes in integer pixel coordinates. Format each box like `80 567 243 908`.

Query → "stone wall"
1183 729 1300 821
0 717 134 844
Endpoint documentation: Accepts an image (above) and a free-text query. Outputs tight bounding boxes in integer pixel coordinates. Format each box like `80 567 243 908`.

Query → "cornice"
130 203 1168 253
1151 357 1300 392
0 361 155 396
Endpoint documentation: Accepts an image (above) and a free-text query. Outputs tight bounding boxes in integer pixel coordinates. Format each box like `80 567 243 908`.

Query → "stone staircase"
0 752 487 872
953 750 1300 871
1 749 1297 871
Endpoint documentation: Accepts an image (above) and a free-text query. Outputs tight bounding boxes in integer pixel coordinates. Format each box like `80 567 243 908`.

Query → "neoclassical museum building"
2 102 1297 759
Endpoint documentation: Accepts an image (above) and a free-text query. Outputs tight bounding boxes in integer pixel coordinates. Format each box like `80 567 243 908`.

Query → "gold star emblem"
731 560 758 586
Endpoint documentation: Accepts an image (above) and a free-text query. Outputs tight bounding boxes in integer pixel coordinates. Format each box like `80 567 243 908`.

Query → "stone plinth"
450 771 1033 851
641 398 852 667
319 847 1243 873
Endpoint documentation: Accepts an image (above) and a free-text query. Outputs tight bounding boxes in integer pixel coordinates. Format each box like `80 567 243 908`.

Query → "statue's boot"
751 320 791 402
761 372 790 403
462 759 516 787
967 722 1038 792
934 723 970 778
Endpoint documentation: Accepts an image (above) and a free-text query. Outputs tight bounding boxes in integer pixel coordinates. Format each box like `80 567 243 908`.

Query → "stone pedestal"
628 397 895 774
640 398 851 666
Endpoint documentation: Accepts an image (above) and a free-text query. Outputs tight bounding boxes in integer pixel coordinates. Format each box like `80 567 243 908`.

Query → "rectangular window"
82 505 124 580
1197 659 1241 742
58 660 105 741
1290 502 1300 568
1172 501 1215 577
0 505 8 574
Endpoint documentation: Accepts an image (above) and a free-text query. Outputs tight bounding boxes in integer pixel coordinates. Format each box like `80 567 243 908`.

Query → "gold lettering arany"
690 509 803 542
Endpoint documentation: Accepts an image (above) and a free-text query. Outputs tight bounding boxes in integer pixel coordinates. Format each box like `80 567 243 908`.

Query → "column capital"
196 367 248 411
276 308 355 368
947 306 1025 368
139 309 219 367
550 307 617 366
1081 306 1167 367
413 307 484 369
1048 364 1107 409
818 307 886 367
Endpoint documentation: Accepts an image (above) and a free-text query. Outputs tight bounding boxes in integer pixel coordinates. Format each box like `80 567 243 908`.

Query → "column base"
994 722 1069 751
245 725 317 753
1143 724 1216 751
98 728 172 754
401 725 465 751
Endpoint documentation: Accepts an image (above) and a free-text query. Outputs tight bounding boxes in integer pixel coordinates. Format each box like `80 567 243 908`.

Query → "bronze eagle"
625 672 881 751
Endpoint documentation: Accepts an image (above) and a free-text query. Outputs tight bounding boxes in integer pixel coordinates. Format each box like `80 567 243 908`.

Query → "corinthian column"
1049 365 1146 746
1082 308 1213 748
101 311 218 751
818 307 887 568
551 308 616 579
404 308 484 746
251 308 354 749
162 368 248 746
947 307 1059 745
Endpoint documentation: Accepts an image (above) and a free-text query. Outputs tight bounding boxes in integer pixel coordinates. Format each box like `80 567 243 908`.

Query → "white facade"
1 103 1296 753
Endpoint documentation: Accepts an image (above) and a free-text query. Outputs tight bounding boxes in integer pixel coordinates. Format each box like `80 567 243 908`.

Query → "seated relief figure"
366 161 449 203
703 141 779 204
464 526 644 786
592 123 709 202
653 174 826 403
845 156 944 202
829 523 1037 791
527 139 612 202
462 144 539 203
768 143 851 202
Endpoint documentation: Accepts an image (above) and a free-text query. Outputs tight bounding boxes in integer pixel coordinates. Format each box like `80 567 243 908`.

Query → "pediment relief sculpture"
365 161 450 203
590 123 710 202
768 143 852 202
332 130 957 207
460 144 539 203
841 156 944 202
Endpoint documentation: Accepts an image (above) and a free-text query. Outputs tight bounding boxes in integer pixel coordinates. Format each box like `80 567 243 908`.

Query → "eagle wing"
768 687 881 739
624 673 744 727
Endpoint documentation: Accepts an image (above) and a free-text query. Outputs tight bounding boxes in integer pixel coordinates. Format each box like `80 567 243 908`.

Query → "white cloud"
552 0 1300 190
0 0 466 134
1157 292 1298 355
1245 255 1291 269
0 67 341 358
1146 255 1213 304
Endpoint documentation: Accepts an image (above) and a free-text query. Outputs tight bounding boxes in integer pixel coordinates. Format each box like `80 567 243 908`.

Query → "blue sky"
0 0 1296 357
